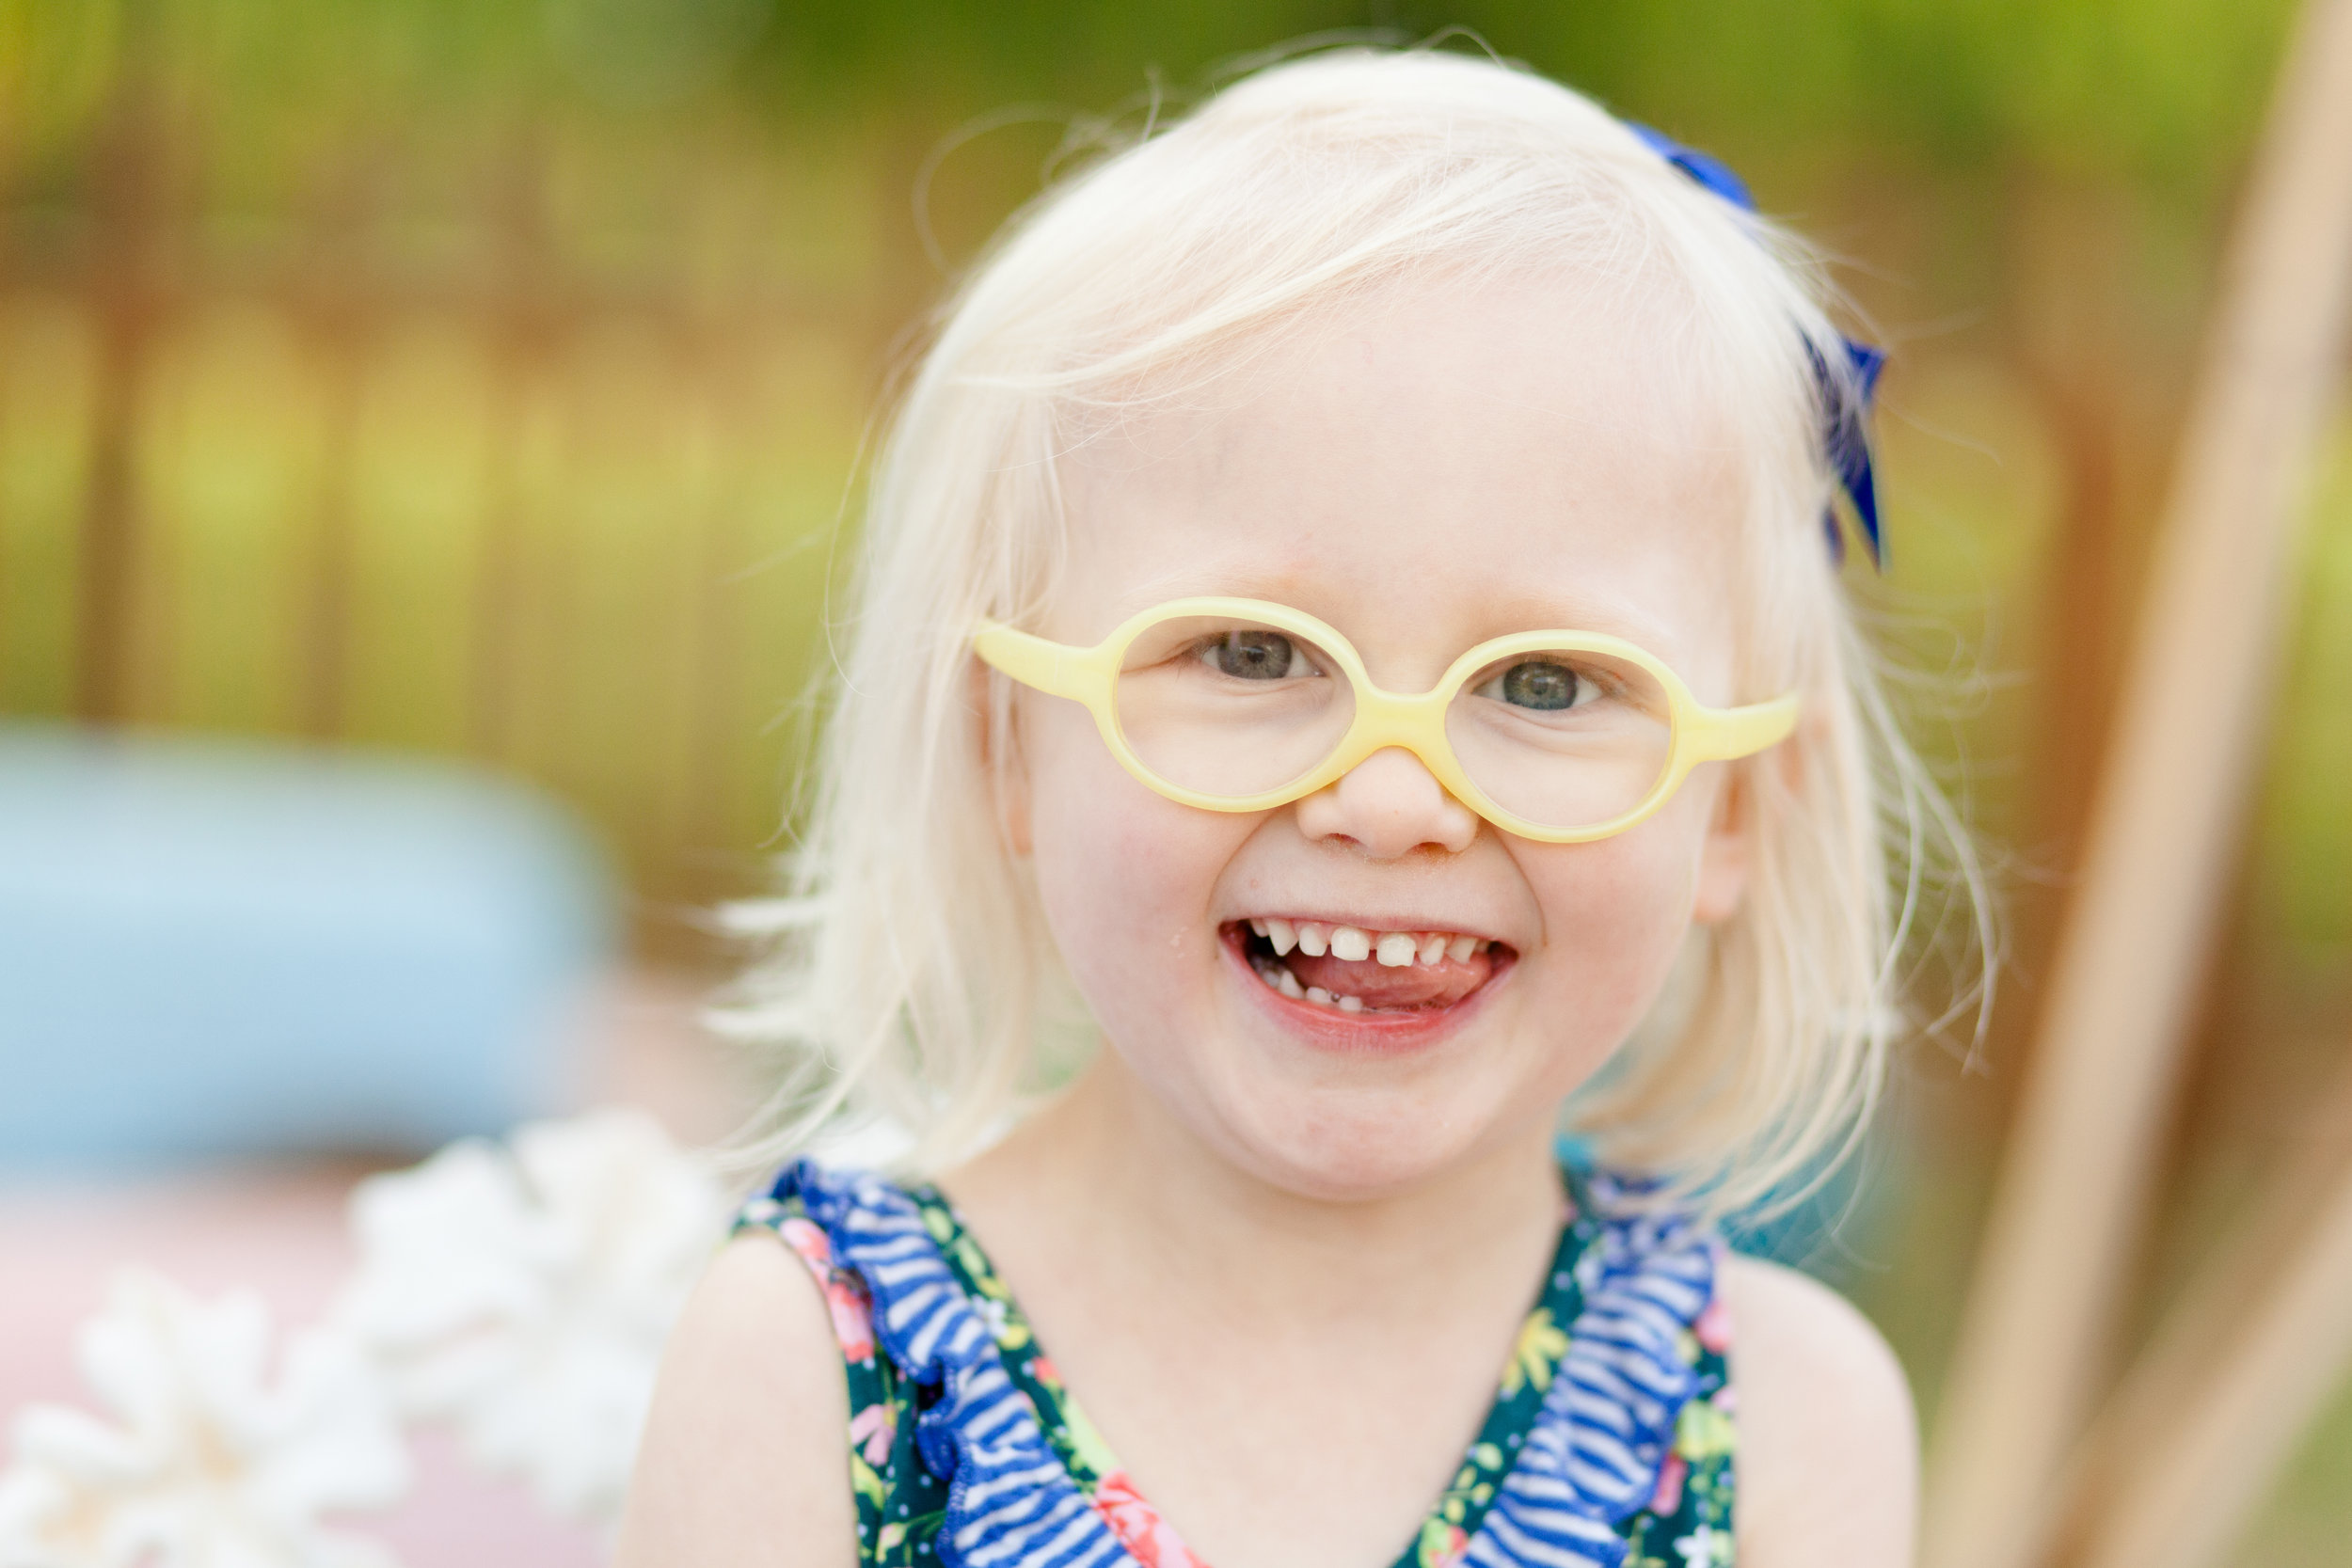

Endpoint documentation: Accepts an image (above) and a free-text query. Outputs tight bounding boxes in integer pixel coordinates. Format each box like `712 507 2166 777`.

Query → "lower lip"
1219 926 1513 1055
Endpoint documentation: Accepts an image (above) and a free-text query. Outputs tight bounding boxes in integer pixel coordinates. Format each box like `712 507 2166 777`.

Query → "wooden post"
294 147 384 742
2050 1053 2352 1568
468 133 556 768
2080 1154 2352 1568
2075 1160 2352 1568
73 8 166 725
1919 4 2352 1566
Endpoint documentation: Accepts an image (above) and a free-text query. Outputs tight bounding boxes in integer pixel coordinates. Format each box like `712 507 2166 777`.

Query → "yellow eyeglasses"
973 596 1799 844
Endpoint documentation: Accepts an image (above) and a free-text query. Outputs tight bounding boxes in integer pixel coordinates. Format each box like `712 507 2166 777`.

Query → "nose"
1293 747 1480 858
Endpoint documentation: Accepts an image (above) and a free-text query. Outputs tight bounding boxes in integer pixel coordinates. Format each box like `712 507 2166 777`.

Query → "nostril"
1295 749 1479 856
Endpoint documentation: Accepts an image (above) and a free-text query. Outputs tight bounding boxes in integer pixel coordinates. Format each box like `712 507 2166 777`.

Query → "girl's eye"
1198 629 1309 680
1479 658 1596 711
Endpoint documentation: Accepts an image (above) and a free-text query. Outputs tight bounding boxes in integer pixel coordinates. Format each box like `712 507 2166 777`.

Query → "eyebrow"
1472 592 1683 652
1093 573 1684 657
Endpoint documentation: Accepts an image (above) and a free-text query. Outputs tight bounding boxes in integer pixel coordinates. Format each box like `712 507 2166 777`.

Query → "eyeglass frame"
971 595 1800 844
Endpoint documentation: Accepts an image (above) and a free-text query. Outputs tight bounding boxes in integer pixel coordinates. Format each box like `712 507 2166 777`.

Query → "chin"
1207 1084 1546 1204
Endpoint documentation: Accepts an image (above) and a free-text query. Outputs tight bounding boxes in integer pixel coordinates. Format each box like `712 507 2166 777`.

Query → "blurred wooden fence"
0 81 905 937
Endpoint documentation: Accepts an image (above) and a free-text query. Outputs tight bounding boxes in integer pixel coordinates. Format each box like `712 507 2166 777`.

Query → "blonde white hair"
719 45 1988 1214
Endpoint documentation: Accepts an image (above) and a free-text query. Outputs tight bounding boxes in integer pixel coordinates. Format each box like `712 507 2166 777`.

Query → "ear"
974 657 1034 855
1691 763 1753 926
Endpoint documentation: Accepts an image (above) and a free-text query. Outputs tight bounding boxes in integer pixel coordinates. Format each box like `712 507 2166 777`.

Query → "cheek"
1019 698 1238 1014
1521 801 1707 1031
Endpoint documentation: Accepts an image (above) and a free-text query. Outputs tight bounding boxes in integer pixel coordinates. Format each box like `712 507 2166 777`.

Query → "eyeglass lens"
1442 646 1673 828
1111 614 1676 828
1114 616 1359 797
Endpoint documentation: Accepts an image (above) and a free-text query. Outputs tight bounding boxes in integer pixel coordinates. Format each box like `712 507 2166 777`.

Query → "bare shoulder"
612 1230 858 1568
1717 1254 1917 1568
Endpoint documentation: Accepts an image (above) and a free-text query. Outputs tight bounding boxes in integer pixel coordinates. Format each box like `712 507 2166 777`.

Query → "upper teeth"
1247 919 1491 969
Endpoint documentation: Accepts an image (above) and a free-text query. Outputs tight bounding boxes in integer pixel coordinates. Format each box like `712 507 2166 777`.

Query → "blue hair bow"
1628 122 1885 570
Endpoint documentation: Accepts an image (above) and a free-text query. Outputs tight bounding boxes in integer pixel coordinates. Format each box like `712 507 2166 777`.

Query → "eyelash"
1187 632 1323 677
1179 635 1629 710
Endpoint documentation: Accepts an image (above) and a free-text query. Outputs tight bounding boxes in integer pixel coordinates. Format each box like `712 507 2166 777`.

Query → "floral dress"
738 1160 1736 1568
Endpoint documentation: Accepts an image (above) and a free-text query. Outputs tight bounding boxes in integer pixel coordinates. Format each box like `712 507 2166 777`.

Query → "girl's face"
1003 277 1756 1200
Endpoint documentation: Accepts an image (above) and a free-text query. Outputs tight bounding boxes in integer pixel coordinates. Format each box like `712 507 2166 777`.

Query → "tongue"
1285 946 1494 1009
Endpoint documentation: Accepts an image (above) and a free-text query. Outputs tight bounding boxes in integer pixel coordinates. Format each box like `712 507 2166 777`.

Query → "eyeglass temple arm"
1688 692 1802 761
971 620 1103 702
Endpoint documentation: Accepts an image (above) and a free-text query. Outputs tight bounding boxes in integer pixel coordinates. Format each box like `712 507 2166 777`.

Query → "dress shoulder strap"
738 1159 1142 1566
1473 1168 1736 1567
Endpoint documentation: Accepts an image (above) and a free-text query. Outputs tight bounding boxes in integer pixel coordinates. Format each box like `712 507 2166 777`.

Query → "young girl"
619 45 1975 1568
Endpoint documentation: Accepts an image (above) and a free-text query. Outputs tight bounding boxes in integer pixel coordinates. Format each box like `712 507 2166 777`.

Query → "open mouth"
1222 916 1514 1018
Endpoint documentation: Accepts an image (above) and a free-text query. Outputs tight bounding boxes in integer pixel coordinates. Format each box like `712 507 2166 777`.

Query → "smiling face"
1000 273 1758 1201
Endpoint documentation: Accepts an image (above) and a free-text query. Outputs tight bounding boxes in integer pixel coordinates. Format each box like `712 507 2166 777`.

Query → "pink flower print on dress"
1649 1451 1688 1514
778 1216 834 1272
849 1402 896 1465
1693 1293 1732 1355
1090 1470 1210 1568
820 1275 876 1362
775 1217 876 1361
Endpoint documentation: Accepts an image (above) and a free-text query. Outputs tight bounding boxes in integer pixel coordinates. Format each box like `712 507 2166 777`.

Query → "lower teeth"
1254 956 1363 1012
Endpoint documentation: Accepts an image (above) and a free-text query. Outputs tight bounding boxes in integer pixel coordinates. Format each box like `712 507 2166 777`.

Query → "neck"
945 1050 1567 1329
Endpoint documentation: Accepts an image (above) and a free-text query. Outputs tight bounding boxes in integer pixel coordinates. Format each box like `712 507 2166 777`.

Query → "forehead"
1052 273 1748 675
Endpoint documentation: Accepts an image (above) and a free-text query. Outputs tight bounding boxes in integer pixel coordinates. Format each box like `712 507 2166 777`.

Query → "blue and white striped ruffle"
766 1161 1718 1568
1464 1176 1717 1568
774 1161 1136 1568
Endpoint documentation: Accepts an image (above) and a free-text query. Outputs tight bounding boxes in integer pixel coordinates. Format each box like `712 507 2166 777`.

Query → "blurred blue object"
0 725 618 1172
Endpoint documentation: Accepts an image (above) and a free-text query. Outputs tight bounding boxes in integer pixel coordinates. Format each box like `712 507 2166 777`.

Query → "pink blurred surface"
0 970 746 1567
0 1167 604 1567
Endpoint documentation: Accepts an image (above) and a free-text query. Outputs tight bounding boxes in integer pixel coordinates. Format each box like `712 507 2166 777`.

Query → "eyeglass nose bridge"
1315 682 1473 797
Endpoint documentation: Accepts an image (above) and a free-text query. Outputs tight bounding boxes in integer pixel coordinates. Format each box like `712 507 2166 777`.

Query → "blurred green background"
3 1 2349 1558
